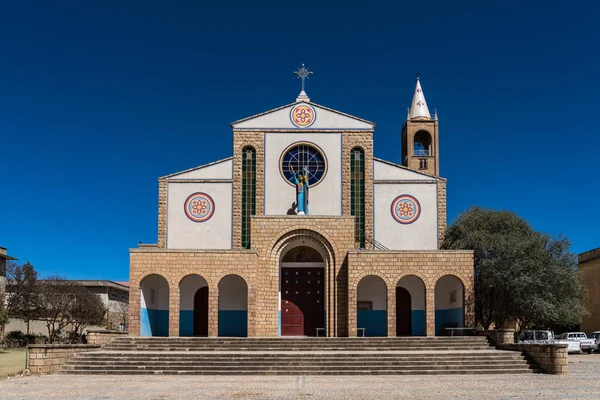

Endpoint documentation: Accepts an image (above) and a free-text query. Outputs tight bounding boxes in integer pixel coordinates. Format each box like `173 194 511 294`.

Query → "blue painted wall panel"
179 310 194 336
218 310 247 337
435 307 463 335
141 308 169 337
411 310 426 336
357 310 387 337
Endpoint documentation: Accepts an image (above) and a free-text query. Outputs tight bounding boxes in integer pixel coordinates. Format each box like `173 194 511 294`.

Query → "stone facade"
130 80 475 338
346 250 473 337
232 131 265 248
341 132 374 246
130 215 473 337
579 247 600 333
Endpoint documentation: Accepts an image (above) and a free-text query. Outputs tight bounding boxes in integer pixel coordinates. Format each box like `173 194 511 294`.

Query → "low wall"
501 343 568 374
86 329 128 346
27 344 101 375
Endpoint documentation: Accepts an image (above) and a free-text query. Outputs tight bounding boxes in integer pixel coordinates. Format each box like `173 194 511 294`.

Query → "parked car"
556 332 597 353
518 330 581 353
589 331 600 352
518 330 554 343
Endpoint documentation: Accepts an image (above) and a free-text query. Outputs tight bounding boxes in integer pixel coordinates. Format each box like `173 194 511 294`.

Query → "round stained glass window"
279 142 327 187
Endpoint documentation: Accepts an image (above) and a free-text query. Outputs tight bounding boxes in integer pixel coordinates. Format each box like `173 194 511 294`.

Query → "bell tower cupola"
401 76 440 176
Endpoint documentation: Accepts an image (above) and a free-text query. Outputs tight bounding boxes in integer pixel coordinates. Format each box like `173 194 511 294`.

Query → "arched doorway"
397 275 426 336
140 274 169 337
435 275 464 335
357 275 387 337
218 275 248 337
396 287 411 336
179 274 209 336
194 287 209 336
280 244 325 336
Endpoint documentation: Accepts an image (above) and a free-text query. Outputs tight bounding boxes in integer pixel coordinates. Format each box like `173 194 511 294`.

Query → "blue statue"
291 166 309 215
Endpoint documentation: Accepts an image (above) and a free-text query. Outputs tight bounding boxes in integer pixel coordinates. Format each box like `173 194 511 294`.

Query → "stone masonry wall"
501 343 568 374
437 179 447 245
232 131 265 248
346 250 474 337
130 248 259 337
157 179 167 248
341 132 374 248
27 344 101 375
250 215 356 337
86 330 128 346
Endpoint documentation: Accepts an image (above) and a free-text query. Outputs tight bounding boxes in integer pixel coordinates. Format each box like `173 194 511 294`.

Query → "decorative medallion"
279 141 328 187
184 192 215 223
290 104 316 128
391 194 421 224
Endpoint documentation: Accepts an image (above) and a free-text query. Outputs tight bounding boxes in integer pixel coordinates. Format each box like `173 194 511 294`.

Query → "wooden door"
194 286 209 336
281 267 324 336
396 287 412 336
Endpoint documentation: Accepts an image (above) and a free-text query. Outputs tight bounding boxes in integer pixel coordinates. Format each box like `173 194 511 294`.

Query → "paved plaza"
1 354 600 399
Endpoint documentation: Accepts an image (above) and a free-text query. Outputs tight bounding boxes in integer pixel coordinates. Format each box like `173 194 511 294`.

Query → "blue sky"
1 1 598 281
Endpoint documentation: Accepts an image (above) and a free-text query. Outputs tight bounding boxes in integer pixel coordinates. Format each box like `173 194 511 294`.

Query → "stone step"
72 355 523 361
105 346 489 352
64 360 529 367
59 368 536 375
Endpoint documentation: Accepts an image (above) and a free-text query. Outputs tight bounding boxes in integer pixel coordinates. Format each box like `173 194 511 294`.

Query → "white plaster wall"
374 160 437 181
218 275 248 310
397 275 425 310
435 275 464 310
233 103 373 130
140 274 169 310
167 182 232 249
374 183 438 250
167 159 232 180
179 274 208 311
265 133 341 216
357 276 387 311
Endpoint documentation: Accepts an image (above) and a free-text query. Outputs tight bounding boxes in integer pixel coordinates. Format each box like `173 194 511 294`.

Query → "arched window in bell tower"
241 146 256 249
350 147 365 248
414 130 432 156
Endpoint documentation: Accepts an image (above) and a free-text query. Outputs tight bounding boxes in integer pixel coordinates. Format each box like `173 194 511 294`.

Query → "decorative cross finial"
416 71 421 79
294 64 313 91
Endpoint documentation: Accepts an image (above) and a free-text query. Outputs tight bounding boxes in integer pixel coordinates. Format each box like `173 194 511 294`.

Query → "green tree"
442 206 585 330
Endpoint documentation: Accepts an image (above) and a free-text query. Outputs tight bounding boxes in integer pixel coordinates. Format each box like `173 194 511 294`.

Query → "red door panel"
281 267 324 336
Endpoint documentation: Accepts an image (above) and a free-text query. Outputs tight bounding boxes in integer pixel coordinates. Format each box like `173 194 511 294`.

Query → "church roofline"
373 157 446 181
230 101 376 129
159 156 233 180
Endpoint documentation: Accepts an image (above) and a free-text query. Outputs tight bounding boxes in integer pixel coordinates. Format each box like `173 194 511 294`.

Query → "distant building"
579 248 600 333
0 246 18 297
3 280 129 335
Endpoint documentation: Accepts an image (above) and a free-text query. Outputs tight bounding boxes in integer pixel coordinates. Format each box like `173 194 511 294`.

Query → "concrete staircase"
59 337 537 375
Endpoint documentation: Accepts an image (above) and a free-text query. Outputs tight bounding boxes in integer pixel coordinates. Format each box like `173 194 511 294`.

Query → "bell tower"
401 76 439 176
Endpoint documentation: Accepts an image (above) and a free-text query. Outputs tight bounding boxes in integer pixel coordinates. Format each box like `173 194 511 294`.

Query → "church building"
129 70 474 338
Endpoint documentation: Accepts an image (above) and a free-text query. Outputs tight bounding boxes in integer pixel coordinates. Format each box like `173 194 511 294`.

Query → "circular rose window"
279 142 328 187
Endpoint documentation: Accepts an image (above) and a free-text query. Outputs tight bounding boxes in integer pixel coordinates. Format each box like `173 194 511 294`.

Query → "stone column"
387 286 396 337
425 283 435 336
208 289 219 337
169 287 180 337
495 329 515 345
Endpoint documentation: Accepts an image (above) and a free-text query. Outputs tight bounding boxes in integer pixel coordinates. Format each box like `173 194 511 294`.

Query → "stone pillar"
208 289 219 337
128 283 141 336
348 283 357 337
387 286 396 337
169 287 180 337
425 283 435 336
495 329 515 345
